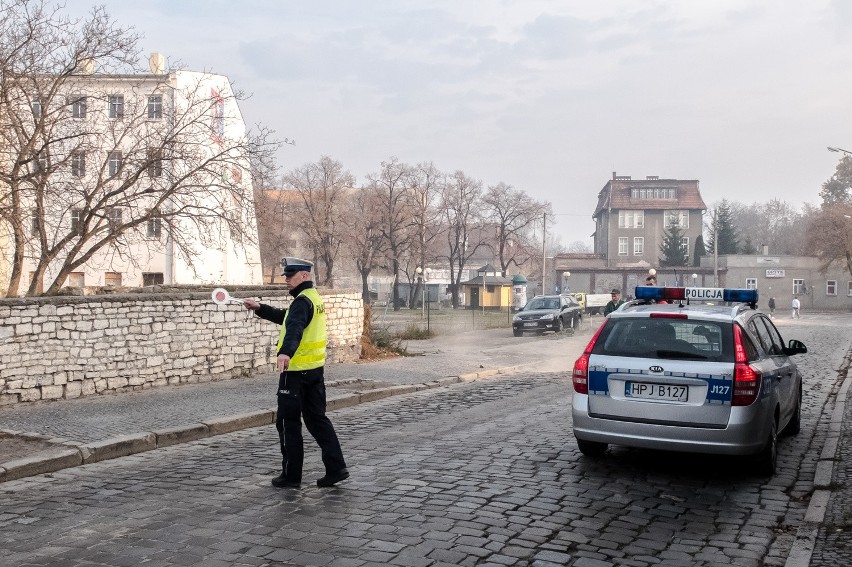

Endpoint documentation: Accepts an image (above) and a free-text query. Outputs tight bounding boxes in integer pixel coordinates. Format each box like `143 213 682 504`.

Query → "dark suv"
571 286 807 476
512 294 582 336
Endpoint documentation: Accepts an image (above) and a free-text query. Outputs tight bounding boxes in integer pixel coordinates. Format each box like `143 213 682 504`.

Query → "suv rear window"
591 318 734 362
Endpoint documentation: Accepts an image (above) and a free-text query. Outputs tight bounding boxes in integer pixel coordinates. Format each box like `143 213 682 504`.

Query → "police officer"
244 257 348 489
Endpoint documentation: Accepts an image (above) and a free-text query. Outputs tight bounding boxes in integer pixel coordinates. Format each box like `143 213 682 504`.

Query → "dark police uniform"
253 258 347 488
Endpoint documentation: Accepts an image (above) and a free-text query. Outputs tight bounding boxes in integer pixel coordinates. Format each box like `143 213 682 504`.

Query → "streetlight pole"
416 266 432 333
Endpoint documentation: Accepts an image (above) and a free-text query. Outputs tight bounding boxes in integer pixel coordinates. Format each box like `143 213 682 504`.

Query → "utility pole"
713 209 718 287
541 213 547 294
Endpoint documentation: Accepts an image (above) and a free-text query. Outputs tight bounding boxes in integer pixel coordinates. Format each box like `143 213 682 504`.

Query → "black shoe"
317 468 349 487
271 474 301 489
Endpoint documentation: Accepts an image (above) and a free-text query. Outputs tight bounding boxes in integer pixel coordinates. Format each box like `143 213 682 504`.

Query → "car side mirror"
784 339 807 356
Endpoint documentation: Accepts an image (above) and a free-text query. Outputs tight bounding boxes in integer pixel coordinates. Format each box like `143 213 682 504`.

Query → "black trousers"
276 366 346 482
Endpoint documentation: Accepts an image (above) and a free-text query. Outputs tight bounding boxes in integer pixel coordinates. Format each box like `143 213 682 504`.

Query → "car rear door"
586 316 735 428
752 315 797 422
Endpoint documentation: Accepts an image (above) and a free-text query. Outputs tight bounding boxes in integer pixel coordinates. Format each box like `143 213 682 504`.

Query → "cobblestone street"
0 316 848 566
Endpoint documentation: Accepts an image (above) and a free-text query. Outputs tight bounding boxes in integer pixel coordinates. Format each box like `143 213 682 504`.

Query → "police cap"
280 257 313 277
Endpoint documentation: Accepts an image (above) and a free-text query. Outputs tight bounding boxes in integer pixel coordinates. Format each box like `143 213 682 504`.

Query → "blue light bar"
634 286 758 304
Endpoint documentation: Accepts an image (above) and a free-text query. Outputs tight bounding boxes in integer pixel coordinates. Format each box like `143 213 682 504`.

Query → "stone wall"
0 288 363 405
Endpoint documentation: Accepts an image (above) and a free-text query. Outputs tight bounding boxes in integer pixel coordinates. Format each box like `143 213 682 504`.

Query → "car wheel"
782 383 802 436
555 318 563 333
577 439 608 457
754 419 777 476
513 329 523 337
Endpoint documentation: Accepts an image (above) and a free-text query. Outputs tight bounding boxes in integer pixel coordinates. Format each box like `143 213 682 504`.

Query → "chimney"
80 58 95 74
149 52 166 75
762 244 769 255
613 171 617 180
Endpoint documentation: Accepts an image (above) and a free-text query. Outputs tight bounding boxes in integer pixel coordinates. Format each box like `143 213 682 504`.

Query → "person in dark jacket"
243 257 348 489
604 289 625 315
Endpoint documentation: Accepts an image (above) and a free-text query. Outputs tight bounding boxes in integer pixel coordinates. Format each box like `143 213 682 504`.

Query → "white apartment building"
0 53 261 295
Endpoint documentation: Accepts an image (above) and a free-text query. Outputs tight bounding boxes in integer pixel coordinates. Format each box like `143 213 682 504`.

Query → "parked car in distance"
512 294 582 336
571 285 807 476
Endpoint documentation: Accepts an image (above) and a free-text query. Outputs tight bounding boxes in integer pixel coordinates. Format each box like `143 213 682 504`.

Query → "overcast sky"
68 0 852 249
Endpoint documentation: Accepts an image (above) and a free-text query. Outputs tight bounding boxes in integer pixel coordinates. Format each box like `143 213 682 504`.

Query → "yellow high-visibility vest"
276 288 327 370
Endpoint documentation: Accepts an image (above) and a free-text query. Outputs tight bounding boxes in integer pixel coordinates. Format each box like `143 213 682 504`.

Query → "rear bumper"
571 393 771 456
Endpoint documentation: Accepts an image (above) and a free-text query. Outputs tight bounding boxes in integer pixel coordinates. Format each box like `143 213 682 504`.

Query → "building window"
147 216 162 239
681 236 689 256
633 237 644 255
36 151 48 172
793 279 805 295
142 272 164 286
211 89 225 143
104 272 122 287
147 149 163 177
71 208 83 234
31 96 43 118
71 152 86 177
618 237 628 255
664 210 689 229
68 272 85 288
107 207 122 230
618 210 644 228
848 281 852 297
147 95 163 119
631 187 676 200
746 278 757 290
108 151 122 177
108 95 124 119
69 95 87 119
826 280 837 296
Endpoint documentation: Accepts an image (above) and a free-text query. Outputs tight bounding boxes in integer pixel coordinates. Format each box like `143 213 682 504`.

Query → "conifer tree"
692 234 706 267
706 200 739 255
659 218 689 267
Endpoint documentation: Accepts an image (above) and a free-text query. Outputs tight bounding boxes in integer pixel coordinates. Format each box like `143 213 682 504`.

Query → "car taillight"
572 353 589 394
572 322 607 394
732 324 760 406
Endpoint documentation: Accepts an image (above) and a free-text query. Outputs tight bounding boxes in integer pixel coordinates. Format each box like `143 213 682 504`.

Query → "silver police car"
571 286 807 476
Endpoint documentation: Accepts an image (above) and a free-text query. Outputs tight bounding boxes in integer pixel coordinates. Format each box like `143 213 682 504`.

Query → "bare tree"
283 156 353 287
439 170 485 308
406 161 444 305
367 157 413 310
0 0 277 296
805 203 852 279
481 182 549 276
729 199 807 255
342 185 385 303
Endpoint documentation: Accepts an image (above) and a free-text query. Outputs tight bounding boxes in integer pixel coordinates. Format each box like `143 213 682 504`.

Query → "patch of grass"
395 324 435 340
369 327 408 356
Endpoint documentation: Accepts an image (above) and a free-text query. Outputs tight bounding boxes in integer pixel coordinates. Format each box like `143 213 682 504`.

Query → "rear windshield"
592 317 734 362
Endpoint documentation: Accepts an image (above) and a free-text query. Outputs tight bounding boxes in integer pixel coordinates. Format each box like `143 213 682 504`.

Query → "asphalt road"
0 314 848 567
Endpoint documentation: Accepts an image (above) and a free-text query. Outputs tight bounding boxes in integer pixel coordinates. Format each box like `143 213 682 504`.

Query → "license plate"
625 382 688 402
523 322 538 327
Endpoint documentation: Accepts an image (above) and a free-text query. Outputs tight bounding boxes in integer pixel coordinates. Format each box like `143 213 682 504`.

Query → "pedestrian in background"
768 297 776 317
244 257 349 489
645 275 668 304
604 288 625 315
792 296 801 319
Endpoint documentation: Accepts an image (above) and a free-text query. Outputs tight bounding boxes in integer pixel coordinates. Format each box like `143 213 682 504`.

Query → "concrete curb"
785 351 852 567
0 364 528 483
